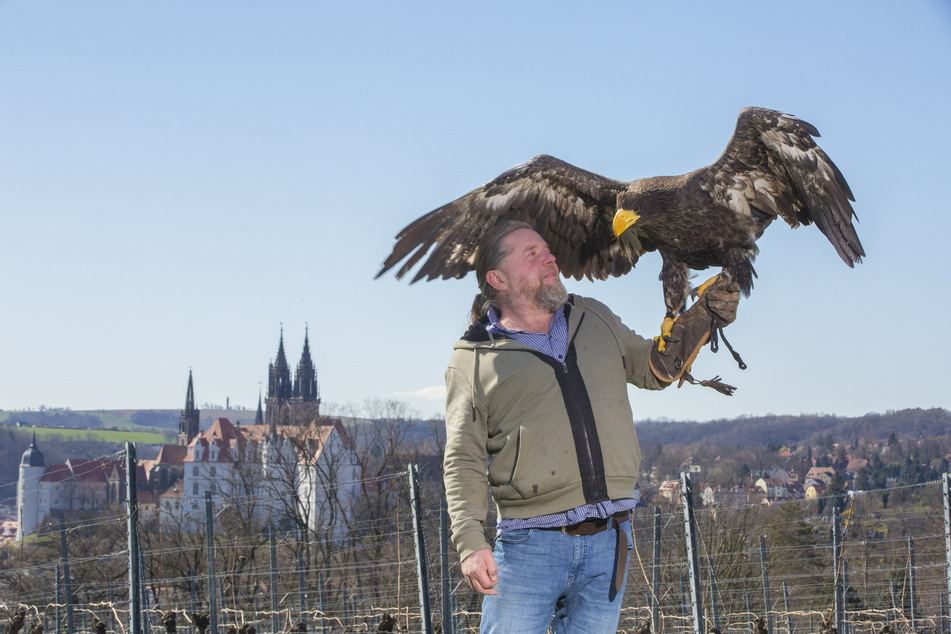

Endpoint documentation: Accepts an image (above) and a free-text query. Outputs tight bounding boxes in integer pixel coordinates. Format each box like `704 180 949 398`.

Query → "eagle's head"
612 207 647 255
614 180 674 255
613 196 662 256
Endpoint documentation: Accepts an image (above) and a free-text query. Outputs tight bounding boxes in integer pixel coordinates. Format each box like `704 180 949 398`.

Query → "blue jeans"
480 520 633 633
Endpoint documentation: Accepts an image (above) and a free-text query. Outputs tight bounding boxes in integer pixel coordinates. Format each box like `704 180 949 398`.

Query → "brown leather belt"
542 510 631 593
554 510 631 536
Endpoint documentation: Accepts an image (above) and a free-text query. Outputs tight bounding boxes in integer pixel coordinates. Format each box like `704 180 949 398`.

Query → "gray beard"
535 278 568 313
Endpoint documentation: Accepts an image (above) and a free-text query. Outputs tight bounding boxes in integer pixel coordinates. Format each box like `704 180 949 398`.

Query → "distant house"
845 458 868 475
701 485 752 508
805 482 827 500
755 478 793 500
768 467 796 483
658 480 682 505
805 466 837 485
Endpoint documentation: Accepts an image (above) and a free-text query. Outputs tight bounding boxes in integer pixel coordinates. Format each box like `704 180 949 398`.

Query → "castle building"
266 328 320 429
15 434 135 540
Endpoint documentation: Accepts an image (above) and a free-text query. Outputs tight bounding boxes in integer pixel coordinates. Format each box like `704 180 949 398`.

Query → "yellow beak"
612 208 640 237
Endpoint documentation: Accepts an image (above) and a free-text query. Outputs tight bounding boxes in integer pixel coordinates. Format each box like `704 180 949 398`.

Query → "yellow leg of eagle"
655 315 678 352
695 273 723 298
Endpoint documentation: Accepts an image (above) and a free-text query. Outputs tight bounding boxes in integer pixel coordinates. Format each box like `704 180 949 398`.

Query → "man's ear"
486 270 506 292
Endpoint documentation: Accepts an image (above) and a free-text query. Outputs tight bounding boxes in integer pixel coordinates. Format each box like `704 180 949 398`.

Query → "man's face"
494 229 566 310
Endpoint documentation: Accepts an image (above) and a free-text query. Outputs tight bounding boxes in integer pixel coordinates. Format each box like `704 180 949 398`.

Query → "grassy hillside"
24 426 171 444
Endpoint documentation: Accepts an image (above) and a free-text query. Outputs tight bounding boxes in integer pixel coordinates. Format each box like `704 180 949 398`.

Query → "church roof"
155 444 188 466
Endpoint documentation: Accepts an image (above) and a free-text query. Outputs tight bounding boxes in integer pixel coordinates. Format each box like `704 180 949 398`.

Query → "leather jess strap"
612 513 629 593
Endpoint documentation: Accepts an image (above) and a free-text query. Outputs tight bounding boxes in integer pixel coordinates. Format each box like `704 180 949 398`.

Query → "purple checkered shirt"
485 304 638 535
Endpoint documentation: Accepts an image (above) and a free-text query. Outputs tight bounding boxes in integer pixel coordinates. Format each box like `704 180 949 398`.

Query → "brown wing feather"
377 154 637 283
693 107 864 265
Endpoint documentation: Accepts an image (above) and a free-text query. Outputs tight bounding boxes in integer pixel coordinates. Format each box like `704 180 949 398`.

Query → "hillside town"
6 329 361 542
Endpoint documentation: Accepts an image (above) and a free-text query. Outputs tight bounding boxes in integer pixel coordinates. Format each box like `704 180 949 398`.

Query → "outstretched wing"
694 107 864 266
377 154 639 283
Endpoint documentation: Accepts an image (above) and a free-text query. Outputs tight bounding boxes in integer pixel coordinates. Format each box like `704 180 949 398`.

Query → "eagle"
377 107 864 341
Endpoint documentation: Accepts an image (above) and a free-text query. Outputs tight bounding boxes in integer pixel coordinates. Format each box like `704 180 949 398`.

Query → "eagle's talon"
694 274 723 299
656 316 678 352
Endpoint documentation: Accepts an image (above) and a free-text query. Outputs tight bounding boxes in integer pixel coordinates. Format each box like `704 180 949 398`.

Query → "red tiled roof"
155 444 188 465
40 458 124 484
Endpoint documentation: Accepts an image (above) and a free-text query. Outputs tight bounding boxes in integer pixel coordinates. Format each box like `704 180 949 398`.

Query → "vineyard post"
55 562 61 634
760 536 773 634
908 537 917 631
139 545 151 634
59 513 74 634
408 463 434 634
944 472 951 630
681 471 704 634
652 507 661 634
297 533 306 629
707 556 720 633
205 491 218 634
270 524 280 634
126 442 141 634
318 571 326 634
439 498 455 634
833 511 843 634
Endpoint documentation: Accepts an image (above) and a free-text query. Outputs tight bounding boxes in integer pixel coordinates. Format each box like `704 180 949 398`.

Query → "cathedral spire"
179 370 200 445
255 387 264 425
294 325 319 402
269 326 292 401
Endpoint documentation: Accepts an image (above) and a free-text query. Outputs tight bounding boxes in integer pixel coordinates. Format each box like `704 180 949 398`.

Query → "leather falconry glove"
649 274 745 395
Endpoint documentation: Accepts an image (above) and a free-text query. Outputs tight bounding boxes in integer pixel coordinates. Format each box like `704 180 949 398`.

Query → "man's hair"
469 220 535 324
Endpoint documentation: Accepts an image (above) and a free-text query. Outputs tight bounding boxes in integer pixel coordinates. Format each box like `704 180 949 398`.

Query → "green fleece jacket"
443 294 667 561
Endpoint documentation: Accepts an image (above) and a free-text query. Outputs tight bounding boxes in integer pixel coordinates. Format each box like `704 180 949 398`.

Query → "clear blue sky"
2 1 949 422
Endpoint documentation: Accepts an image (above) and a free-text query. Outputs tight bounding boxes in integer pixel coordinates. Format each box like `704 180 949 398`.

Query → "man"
443 220 739 633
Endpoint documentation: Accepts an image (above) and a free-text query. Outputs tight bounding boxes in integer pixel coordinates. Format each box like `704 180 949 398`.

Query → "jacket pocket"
501 424 577 501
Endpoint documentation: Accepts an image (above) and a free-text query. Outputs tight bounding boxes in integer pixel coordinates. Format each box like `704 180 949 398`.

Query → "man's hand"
461 549 499 595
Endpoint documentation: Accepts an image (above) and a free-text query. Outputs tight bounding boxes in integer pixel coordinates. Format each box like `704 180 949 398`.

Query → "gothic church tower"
179 370 200 445
266 327 320 428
